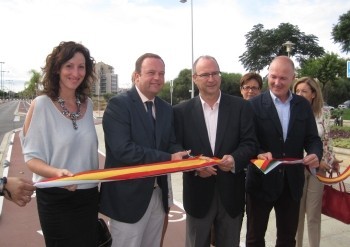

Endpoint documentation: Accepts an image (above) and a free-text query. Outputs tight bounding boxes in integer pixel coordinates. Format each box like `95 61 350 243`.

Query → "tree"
159 69 244 104
103 93 116 102
23 69 41 99
326 78 350 107
220 72 242 96
239 23 325 72
298 52 347 101
158 69 193 105
332 10 350 53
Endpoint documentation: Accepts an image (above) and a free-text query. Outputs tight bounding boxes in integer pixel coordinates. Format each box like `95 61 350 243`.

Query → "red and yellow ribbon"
251 159 350 184
251 158 303 174
316 166 350 184
35 156 220 188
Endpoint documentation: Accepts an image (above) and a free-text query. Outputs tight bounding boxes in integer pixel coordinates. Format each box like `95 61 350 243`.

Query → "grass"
333 139 350 149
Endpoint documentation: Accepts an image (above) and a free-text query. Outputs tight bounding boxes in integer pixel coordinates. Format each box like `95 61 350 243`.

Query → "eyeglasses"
241 85 260 91
196 71 221 79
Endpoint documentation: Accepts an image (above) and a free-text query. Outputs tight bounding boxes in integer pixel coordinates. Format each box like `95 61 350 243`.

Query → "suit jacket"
246 91 323 202
99 86 181 223
173 93 257 218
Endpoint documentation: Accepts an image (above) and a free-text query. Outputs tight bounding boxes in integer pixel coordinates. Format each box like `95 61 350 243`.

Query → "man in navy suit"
99 53 188 247
174 55 257 247
245 56 323 247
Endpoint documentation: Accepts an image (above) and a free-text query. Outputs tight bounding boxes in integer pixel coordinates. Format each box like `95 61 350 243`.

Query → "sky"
0 0 349 93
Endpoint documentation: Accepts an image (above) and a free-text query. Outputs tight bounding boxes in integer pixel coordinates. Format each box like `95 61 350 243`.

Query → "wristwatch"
0 177 7 196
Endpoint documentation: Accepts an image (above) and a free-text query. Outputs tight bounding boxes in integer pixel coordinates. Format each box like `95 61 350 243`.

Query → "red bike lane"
0 130 186 247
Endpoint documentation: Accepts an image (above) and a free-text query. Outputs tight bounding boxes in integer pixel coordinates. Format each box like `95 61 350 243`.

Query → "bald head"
268 56 296 102
270 56 295 71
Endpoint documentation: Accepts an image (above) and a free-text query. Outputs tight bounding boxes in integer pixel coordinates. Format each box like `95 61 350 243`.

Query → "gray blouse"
20 95 98 189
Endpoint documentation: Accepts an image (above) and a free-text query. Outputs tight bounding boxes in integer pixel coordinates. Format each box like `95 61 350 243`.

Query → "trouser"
246 178 300 247
186 189 243 247
109 187 165 247
296 169 324 247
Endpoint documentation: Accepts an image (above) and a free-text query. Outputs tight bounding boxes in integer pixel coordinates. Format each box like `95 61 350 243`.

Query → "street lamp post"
0 62 4 100
180 0 194 98
1 71 9 100
170 80 174 105
97 81 100 118
6 80 13 100
283 41 295 57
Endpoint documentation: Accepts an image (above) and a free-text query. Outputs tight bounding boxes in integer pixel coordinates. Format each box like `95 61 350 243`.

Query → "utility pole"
0 62 4 100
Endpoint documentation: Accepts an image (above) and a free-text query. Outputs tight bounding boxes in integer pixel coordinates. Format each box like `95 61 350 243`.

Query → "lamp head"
283 41 295 52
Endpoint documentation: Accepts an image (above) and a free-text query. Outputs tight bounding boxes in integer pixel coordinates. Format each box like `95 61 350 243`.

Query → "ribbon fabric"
316 166 350 184
34 156 220 188
251 159 350 184
251 158 304 174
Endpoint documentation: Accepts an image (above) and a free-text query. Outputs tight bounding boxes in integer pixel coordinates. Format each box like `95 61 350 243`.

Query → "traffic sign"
347 61 350 78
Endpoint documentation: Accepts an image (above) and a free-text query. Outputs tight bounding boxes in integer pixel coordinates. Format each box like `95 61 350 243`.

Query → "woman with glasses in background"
240 72 262 100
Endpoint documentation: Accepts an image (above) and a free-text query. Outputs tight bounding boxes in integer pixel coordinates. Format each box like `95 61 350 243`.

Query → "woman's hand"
55 169 77 191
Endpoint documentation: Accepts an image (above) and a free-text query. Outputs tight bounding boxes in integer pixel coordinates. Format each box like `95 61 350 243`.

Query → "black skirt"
36 186 99 247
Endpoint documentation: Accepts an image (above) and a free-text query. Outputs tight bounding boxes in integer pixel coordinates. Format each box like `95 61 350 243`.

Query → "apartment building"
93 62 118 95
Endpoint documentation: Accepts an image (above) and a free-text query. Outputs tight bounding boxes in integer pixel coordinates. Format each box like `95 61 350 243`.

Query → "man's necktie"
145 101 155 128
145 101 156 146
145 101 160 187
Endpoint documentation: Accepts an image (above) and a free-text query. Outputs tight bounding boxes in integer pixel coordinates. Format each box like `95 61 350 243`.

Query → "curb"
0 131 12 168
333 146 350 155
0 131 15 216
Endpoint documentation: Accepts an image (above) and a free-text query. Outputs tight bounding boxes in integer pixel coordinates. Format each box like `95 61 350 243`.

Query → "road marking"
13 116 20 122
168 210 186 222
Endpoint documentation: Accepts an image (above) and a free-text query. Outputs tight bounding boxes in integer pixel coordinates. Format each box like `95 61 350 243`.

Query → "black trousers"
36 187 99 247
246 178 300 247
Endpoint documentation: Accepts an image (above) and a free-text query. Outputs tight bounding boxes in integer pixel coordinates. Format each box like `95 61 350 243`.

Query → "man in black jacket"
246 56 323 247
174 55 257 247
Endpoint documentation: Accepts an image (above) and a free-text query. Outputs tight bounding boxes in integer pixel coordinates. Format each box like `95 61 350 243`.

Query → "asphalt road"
0 100 26 142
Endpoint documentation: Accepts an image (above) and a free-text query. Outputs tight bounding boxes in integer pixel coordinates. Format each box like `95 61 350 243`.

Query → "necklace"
57 96 81 130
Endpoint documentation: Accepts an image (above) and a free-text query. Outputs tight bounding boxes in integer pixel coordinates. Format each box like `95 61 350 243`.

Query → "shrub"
330 126 350 148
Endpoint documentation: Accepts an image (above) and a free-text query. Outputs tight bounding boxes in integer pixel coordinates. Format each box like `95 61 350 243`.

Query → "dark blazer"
99 86 181 223
173 93 257 218
246 91 323 202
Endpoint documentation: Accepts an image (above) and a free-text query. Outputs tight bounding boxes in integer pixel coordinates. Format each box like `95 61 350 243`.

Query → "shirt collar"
199 91 221 109
135 85 155 103
269 90 293 104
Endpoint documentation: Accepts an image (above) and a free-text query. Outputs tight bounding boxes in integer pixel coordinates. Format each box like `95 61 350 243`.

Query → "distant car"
338 100 350 109
323 102 335 111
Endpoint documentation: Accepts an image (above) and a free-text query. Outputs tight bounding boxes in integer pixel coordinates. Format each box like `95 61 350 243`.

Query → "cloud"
0 0 349 92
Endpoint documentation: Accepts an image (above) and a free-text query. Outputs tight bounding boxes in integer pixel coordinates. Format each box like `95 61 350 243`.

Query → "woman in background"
293 77 340 247
239 72 262 100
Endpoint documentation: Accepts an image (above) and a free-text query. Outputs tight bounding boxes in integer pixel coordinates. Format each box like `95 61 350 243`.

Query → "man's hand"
217 155 235 172
171 150 191 161
196 166 217 178
5 177 36 207
303 154 319 168
257 152 273 160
